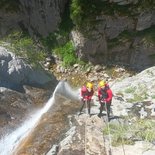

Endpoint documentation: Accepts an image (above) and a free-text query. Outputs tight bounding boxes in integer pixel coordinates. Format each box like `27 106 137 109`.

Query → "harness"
100 86 109 100
82 91 89 97
81 86 93 97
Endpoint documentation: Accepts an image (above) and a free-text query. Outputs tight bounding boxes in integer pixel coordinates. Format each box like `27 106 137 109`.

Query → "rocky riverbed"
1 46 155 155
45 66 155 155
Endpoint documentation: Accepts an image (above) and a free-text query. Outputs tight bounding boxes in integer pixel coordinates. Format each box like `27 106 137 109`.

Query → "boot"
98 109 102 118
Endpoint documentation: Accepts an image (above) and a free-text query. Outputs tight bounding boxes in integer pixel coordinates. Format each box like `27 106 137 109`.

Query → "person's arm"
98 88 102 101
80 88 82 97
105 89 113 102
80 88 84 100
88 89 94 100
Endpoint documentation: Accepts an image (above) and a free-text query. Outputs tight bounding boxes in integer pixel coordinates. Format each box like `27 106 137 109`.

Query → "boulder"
0 46 57 90
136 11 155 31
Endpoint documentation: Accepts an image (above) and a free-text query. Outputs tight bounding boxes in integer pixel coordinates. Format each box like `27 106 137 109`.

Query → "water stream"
0 81 79 155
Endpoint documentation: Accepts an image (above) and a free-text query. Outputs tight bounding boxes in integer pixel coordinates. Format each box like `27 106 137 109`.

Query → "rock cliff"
0 46 57 90
19 0 68 37
71 0 155 70
0 0 155 70
0 0 68 37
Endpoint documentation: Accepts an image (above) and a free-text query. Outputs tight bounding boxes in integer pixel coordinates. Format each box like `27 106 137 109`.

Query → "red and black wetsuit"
80 86 94 115
81 86 94 101
97 84 113 119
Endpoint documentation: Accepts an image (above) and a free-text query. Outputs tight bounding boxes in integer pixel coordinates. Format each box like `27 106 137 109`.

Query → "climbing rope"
84 100 88 155
118 119 126 155
104 102 127 155
105 102 112 155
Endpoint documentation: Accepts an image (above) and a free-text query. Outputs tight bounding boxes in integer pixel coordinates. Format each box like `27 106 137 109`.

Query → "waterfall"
0 81 79 155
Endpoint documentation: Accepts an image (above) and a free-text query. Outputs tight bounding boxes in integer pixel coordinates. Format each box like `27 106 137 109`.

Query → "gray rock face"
71 3 155 70
0 84 51 146
19 0 68 37
0 0 68 37
129 38 155 70
71 30 107 64
93 15 134 40
104 15 134 39
136 11 155 31
0 46 57 89
0 11 22 37
109 0 139 5
47 115 105 155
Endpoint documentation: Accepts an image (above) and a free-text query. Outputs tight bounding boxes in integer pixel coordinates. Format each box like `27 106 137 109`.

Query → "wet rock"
44 62 51 70
0 83 52 139
73 64 79 68
94 65 103 72
114 67 125 73
44 55 56 70
54 113 106 155
46 145 59 155
86 67 92 74
0 110 11 126
136 11 155 31
103 73 110 79
88 75 98 82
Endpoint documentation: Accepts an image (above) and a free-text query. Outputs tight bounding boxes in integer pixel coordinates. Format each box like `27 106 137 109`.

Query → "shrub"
41 3 73 52
54 41 77 67
1 31 45 66
0 0 19 12
103 118 155 147
124 86 136 94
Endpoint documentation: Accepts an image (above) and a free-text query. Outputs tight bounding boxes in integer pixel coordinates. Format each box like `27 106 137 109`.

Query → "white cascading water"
0 81 79 155
57 80 80 100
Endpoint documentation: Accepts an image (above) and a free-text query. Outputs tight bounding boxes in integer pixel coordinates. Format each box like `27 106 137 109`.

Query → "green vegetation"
124 86 136 94
41 3 73 51
132 84 148 102
0 0 19 12
116 92 124 97
137 0 155 11
1 0 155 67
141 27 155 45
54 41 77 67
41 33 59 52
40 3 79 67
0 31 45 66
125 84 148 103
70 0 133 29
70 0 155 30
72 0 155 49
108 26 155 49
151 95 155 99
146 70 154 76
103 119 155 146
132 93 147 102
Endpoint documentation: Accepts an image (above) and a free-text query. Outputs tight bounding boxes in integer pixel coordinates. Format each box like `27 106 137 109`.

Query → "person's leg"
98 101 104 117
79 100 85 114
88 100 91 115
106 103 111 121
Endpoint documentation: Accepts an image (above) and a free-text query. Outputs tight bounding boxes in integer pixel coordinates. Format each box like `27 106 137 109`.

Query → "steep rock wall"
19 0 68 37
0 0 68 37
71 0 155 70
0 46 57 90
0 11 22 37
